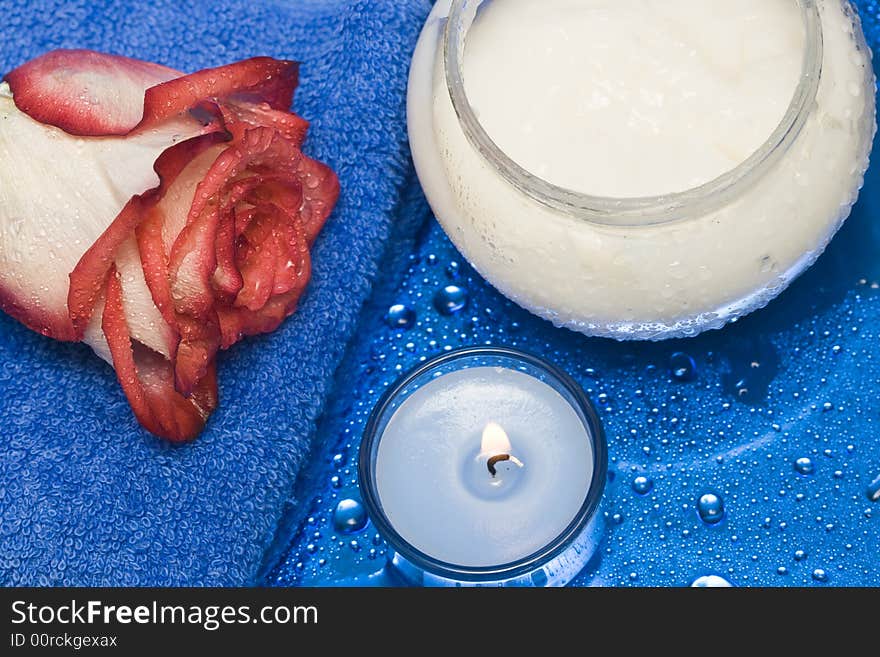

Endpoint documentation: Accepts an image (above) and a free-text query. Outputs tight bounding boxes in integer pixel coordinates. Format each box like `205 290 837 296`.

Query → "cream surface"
465 0 805 196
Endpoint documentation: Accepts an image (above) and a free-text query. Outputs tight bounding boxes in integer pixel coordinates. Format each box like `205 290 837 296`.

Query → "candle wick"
487 453 523 477
487 454 509 477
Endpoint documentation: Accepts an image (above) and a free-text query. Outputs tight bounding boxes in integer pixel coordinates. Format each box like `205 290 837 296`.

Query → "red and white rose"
0 50 339 441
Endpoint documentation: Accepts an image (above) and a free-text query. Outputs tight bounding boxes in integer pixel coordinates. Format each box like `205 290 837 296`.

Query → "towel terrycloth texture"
0 0 432 586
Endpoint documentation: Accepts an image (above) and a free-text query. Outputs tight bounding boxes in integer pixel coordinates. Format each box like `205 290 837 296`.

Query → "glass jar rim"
443 0 825 227
358 346 608 583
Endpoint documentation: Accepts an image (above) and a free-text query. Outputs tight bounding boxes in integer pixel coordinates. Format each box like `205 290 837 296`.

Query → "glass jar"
408 0 876 340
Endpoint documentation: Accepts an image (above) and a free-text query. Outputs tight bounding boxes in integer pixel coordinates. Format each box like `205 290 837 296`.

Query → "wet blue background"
264 1 880 587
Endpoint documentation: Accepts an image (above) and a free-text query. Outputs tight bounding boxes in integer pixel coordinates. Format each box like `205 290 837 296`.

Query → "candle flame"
481 421 511 456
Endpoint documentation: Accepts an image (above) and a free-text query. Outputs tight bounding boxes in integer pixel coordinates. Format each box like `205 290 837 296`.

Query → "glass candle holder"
358 347 607 587
408 0 876 340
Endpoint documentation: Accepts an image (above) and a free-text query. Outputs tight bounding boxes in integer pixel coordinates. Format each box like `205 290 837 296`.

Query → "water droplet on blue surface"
611 513 624 525
434 285 469 315
530 570 548 587
690 574 733 588
385 304 416 329
867 474 880 502
332 498 368 534
632 475 654 495
812 568 828 583
670 352 697 382
794 457 815 476
697 493 726 525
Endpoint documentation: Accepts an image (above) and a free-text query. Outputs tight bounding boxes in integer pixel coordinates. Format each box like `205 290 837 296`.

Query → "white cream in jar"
408 0 876 339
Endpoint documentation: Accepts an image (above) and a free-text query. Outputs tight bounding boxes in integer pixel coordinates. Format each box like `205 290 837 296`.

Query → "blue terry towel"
0 0 432 585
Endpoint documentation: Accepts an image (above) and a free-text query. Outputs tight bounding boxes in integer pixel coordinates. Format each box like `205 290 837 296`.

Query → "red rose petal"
6 52 299 142
0 83 203 343
220 100 309 145
115 237 178 359
296 154 340 245
68 197 144 338
172 309 222 398
212 177 263 301
233 209 286 312
217 282 310 350
136 136 228 331
102 267 217 442
4 49 181 136
234 202 308 312
0 281 77 341
165 194 224 396
139 58 299 133
168 128 278 317
211 223 243 302
68 135 226 339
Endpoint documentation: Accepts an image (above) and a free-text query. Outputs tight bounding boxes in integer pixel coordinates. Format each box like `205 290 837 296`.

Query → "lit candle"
476 421 524 485
359 347 606 586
